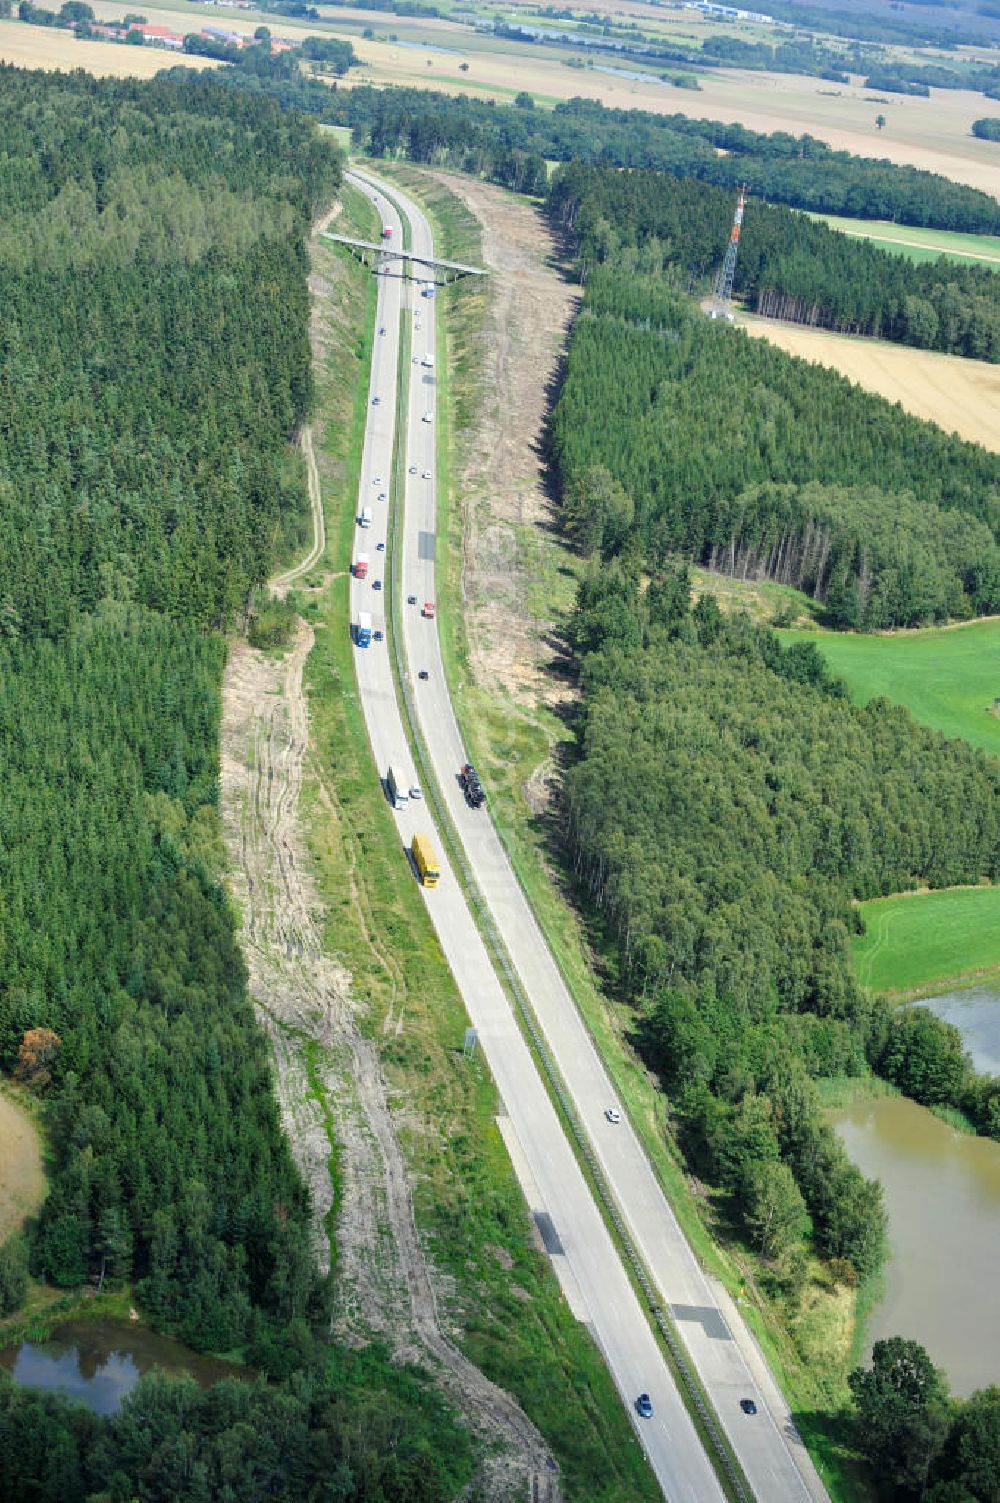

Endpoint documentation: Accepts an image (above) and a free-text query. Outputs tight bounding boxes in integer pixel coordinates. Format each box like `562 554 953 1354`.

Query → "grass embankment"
807 213 1000 268
300 182 660 1503
782 617 1000 758
374 164 871 1503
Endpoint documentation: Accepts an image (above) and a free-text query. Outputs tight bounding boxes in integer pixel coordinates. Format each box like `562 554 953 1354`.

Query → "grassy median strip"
301 179 661 1503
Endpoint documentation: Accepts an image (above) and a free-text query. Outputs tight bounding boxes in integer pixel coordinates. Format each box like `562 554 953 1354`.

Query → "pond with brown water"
832 1092 1000 1395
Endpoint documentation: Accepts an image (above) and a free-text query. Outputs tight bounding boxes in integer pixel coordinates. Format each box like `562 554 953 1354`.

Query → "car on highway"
376 541 385 552
421 470 431 480
374 476 383 485
604 1107 621 1125
409 465 418 474
635 1394 653 1419
422 412 432 423
740 1399 758 1416
418 669 429 680
373 629 383 642
378 492 386 502
372 580 383 592
371 396 381 406
407 594 417 605
379 326 386 335
409 783 423 800
422 601 436 619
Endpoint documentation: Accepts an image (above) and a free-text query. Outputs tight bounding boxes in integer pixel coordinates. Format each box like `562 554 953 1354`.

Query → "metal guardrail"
377 174 751 1503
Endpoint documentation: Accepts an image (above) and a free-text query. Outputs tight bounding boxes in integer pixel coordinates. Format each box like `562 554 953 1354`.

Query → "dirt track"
272 430 325 597
219 212 559 1500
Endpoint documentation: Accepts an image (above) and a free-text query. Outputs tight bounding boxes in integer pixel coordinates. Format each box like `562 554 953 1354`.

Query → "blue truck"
354 611 372 648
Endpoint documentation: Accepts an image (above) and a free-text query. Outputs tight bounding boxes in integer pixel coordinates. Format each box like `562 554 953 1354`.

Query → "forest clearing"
739 314 1000 451
853 886 1000 995
0 1096 44 1245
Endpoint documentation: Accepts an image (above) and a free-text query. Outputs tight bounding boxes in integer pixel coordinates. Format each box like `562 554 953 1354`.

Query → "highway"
344 167 827 1503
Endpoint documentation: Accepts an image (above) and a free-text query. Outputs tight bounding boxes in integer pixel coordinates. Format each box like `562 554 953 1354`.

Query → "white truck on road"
386 764 409 810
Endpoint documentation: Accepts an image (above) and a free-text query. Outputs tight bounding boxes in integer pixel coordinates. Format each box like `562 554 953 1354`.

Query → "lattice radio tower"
712 184 748 316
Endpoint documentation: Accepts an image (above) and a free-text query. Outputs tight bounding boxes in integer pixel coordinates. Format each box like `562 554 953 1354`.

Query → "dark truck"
459 764 485 810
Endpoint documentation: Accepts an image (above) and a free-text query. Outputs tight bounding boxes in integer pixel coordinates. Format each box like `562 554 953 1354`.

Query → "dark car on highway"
635 1394 653 1419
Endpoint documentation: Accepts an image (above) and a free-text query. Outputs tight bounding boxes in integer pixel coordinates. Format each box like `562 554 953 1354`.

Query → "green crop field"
780 619 1000 758
853 886 1000 995
807 213 1000 268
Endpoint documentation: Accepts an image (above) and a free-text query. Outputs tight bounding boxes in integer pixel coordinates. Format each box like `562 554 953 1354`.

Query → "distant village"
86 11 298 53
7 0 302 56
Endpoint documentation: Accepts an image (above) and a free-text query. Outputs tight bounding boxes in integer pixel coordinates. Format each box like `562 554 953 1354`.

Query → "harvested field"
0 18 218 74
739 313 1000 451
0 1094 45 1243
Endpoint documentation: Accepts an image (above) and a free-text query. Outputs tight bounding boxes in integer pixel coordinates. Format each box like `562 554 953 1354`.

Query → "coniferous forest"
0 67 471 1501
549 162 1000 360
551 268 1000 628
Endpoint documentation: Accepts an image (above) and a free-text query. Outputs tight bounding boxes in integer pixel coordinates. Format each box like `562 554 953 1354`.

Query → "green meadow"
807 214 1000 268
781 618 1000 758
853 886 1000 996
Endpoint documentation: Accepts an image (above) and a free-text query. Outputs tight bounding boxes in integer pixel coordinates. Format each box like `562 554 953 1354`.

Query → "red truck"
353 554 369 580
381 226 392 240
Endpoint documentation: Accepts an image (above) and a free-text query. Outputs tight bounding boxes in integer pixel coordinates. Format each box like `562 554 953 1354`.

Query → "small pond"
919 983 1000 1077
832 1095 1000 1396
0 1318 249 1415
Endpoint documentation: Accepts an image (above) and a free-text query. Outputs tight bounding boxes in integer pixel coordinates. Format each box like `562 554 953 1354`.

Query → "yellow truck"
411 832 440 888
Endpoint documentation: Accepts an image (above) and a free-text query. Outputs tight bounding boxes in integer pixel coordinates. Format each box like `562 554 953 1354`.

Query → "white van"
359 506 373 528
